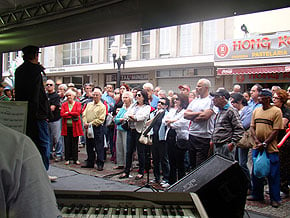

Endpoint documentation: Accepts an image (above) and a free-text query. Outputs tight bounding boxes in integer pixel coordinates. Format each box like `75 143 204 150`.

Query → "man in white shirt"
184 79 216 169
0 123 60 218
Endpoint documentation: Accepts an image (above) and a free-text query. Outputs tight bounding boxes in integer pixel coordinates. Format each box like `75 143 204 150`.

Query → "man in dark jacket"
14 45 52 174
46 79 63 161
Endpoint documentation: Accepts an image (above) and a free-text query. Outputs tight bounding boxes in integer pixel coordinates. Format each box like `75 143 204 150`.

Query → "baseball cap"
178 84 190 92
210 87 230 99
259 89 272 98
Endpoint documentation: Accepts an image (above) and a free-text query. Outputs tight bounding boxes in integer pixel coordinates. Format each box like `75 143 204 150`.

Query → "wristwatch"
262 142 268 148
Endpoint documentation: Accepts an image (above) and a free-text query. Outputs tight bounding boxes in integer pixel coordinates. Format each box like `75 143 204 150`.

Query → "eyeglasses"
46 84 53 86
158 101 166 105
137 93 142 97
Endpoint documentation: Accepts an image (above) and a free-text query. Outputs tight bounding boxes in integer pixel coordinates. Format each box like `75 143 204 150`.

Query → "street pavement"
49 147 290 218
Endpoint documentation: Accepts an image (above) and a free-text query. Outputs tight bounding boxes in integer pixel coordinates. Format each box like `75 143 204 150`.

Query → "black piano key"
169 205 176 216
176 205 184 216
162 206 168 215
66 204 75 214
123 207 128 215
131 207 136 215
103 206 109 215
151 207 156 216
115 207 121 215
143 208 148 216
95 206 101 215
81 204 90 214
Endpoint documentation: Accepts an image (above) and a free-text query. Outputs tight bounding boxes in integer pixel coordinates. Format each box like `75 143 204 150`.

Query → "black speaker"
167 154 248 218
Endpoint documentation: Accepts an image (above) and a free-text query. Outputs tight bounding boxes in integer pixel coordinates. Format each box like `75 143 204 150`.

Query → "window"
107 36 115 62
202 20 218 54
63 40 92 65
159 27 171 57
180 24 193 56
123 33 132 60
141 30 150 59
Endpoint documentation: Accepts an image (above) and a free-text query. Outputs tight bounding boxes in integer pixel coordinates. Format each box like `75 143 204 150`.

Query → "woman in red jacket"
61 89 83 165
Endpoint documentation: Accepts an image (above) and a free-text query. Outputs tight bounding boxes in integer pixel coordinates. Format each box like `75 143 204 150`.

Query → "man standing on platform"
82 88 106 170
14 45 57 181
248 89 283 208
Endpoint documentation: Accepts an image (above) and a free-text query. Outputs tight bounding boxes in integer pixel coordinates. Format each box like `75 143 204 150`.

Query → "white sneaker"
160 180 167 185
162 183 170 188
48 175 58 182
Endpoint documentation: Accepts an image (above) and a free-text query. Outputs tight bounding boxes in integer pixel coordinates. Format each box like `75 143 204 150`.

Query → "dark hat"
21 45 41 56
259 89 272 98
210 87 230 99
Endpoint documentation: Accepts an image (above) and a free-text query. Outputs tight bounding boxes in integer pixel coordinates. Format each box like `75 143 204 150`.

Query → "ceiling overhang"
1 0 290 53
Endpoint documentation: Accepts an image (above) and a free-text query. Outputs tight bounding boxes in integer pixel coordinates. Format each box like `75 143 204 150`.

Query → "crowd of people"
1 46 290 210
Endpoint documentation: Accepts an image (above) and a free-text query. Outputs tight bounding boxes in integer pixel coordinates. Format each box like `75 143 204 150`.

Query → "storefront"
214 32 290 91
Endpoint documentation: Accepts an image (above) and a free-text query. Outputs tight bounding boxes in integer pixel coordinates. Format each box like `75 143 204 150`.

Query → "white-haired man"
184 78 217 169
143 82 159 109
82 88 106 170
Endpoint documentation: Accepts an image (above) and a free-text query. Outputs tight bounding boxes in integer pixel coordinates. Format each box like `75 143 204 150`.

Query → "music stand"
134 144 159 192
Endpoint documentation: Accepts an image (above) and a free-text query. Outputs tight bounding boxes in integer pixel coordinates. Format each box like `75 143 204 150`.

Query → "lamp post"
110 41 128 88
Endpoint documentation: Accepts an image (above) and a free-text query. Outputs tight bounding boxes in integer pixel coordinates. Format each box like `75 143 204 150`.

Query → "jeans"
251 149 281 202
86 125 105 167
36 120 50 170
48 119 63 157
189 135 210 169
124 129 145 175
152 138 170 182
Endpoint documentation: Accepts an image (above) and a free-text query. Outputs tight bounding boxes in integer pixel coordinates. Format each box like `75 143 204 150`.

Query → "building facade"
2 7 290 92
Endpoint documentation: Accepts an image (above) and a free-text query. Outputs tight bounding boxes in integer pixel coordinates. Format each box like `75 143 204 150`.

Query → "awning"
217 65 290 75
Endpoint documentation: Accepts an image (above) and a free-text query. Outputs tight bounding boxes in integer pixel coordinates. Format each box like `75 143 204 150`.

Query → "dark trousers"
124 129 145 175
152 137 170 182
188 135 210 170
167 134 186 185
64 127 79 161
86 125 104 167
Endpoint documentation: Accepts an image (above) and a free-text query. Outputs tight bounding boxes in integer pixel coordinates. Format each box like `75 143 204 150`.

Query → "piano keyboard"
55 190 208 218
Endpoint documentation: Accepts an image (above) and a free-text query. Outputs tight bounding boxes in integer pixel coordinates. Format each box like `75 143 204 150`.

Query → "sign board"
0 101 28 133
233 72 290 84
214 33 290 61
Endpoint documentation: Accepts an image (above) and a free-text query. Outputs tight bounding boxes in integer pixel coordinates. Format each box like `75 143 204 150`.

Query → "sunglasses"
174 98 179 101
158 101 166 105
115 92 119 95
137 93 142 97
46 84 53 86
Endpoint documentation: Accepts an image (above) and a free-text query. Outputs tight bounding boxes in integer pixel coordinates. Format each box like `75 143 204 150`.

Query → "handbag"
236 129 255 149
71 116 79 121
139 131 153 145
87 124 94 138
253 150 270 178
121 120 130 131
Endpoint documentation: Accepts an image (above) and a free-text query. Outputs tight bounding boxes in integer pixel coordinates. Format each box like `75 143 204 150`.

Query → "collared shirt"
102 92 115 112
82 101 106 127
212 104 244 144
248 99 262 111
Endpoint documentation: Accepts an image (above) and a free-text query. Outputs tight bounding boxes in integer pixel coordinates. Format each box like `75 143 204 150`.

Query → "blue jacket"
114 107 127 131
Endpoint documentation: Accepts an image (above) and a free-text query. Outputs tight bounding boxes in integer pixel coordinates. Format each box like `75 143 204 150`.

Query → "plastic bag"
253 150 270 178
87 124 94 138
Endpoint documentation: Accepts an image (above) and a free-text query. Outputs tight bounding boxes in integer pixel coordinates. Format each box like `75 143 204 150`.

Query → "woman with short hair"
60 89 83 165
